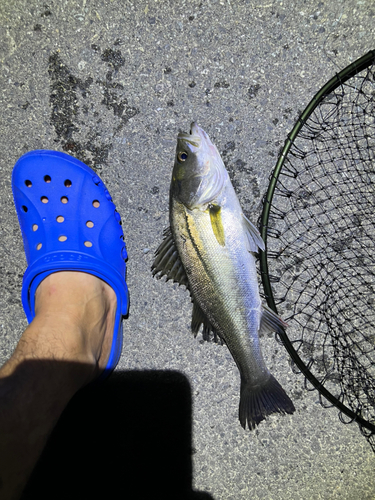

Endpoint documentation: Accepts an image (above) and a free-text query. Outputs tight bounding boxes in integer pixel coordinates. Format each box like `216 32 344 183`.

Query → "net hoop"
259 50 375 435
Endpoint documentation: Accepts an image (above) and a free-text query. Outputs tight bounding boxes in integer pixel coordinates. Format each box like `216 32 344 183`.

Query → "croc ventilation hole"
84 221 93 248
23 176 95 252
25 178 100 252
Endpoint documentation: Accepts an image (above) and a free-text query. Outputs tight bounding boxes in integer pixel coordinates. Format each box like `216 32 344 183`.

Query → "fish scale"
152 122 295 430
175 200 265 378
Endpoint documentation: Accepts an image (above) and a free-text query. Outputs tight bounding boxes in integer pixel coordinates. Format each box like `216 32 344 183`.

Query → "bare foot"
0 271 118 499
3 271 117 387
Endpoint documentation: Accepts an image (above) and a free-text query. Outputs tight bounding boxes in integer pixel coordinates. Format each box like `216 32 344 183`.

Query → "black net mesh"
259 51 375 450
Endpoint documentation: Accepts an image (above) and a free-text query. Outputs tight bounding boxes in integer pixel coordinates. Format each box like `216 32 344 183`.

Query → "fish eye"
178 151 188 162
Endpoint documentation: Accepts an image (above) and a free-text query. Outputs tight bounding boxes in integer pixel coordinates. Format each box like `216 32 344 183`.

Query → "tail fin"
239 374 295 430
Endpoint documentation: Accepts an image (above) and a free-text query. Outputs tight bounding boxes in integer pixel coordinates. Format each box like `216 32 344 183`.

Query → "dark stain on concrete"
48 51 138 170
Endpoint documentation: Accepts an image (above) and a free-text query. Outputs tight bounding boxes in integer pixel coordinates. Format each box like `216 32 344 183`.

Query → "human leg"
0 150 129 499
0 272 117 499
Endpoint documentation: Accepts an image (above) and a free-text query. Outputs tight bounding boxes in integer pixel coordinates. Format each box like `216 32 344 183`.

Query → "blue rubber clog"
12 150 129 379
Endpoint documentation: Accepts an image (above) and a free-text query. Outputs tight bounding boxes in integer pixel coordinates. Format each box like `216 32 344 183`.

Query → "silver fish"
152 122 295 429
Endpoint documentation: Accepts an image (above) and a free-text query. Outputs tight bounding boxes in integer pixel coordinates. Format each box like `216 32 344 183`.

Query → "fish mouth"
177 122 220 163
177 122 202 148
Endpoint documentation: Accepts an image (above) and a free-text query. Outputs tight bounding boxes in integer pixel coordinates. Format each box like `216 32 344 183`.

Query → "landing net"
260 51 375 450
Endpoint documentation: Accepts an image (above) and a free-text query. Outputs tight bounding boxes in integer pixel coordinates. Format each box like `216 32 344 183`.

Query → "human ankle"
31 272 117 378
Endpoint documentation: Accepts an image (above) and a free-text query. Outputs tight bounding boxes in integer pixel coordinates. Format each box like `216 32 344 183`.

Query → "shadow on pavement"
22 370 214 500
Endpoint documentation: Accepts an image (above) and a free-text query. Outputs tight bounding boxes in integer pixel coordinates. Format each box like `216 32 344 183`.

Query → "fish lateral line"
153 122 295 431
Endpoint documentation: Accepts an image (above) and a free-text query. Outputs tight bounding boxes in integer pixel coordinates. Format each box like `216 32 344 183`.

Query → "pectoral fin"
241 213 265 253
209 204 225 247
151 227 189 288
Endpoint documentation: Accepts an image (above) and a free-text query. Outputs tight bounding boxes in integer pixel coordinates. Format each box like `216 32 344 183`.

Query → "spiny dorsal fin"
241 213 265 253
259 305 288 336
191 301 224 344
151 227 189 288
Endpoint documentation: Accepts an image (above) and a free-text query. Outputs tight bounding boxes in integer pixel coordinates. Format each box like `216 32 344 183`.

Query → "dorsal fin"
152 227 189 288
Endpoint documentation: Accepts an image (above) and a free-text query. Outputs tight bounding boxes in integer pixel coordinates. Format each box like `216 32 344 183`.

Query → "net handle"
259 50 375 433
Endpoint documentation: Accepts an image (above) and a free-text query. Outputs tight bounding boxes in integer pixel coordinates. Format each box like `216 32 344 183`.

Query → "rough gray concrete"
1 1 374 499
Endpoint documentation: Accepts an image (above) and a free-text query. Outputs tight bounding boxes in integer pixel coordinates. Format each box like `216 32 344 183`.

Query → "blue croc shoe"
12 150 129 380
